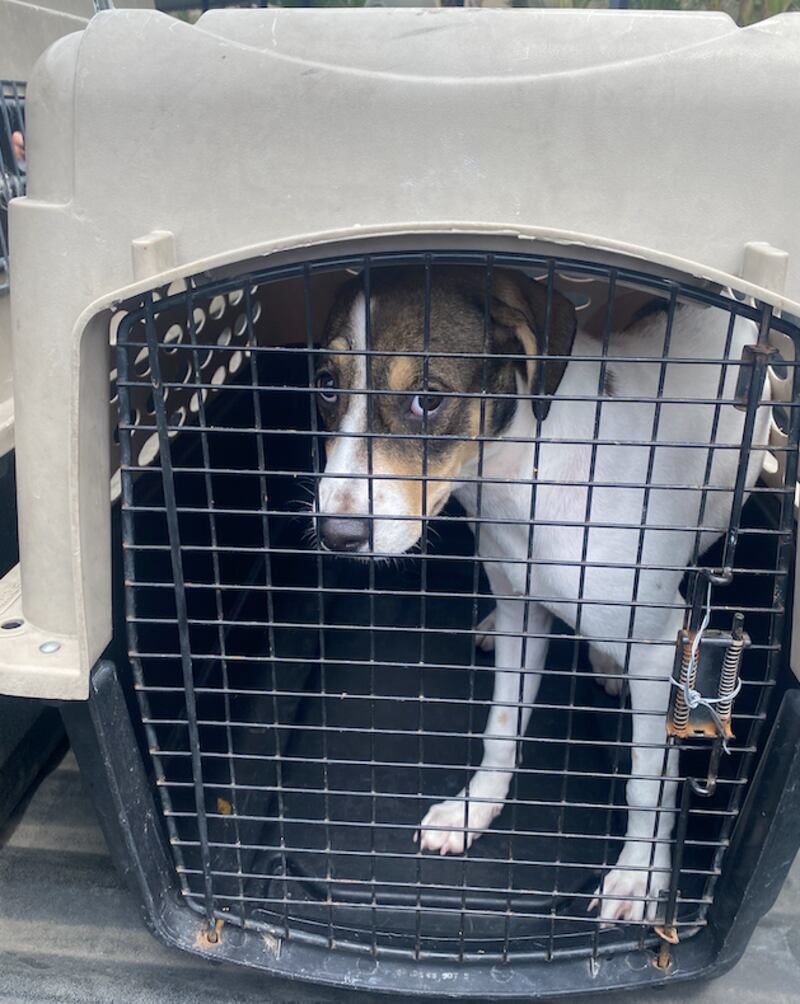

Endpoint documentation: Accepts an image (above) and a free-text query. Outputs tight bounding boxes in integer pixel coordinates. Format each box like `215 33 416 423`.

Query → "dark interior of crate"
121 340 778 957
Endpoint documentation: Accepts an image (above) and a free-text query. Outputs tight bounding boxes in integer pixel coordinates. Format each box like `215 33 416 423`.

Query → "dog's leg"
592 632 678 925
417 600 551 855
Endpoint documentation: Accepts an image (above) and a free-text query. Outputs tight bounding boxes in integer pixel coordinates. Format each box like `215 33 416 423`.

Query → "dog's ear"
488 271 577 423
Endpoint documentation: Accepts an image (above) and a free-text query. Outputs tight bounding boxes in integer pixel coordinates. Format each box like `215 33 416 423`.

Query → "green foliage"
276 0 366 6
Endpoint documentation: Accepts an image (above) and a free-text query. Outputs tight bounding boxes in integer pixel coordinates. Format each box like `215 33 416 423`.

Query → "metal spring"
718 613 745 723
673 635 695 735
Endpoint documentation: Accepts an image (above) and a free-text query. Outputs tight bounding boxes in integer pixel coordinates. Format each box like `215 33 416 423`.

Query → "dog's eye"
410 394 443 418
315 371 338 403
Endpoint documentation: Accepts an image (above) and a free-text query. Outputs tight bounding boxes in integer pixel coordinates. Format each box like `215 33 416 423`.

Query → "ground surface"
0 751 798 1004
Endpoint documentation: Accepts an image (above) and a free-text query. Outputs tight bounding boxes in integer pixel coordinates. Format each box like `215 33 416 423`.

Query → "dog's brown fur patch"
387 356 417 394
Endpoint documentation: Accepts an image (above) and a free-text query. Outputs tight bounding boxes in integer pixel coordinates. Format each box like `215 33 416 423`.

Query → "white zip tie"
671 580 742 754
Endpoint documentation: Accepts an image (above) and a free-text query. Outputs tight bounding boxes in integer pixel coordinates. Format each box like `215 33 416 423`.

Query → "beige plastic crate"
1 6 799 699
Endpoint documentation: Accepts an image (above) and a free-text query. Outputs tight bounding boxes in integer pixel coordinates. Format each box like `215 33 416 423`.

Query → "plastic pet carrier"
3 7 800 998
0 0 111 826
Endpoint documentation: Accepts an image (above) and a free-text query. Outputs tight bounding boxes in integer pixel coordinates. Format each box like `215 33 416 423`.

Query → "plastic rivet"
39 641 61 654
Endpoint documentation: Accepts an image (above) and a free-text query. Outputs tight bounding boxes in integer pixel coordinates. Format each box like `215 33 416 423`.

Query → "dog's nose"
319 516 370 552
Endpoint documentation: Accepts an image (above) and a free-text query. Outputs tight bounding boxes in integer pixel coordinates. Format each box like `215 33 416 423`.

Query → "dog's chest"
470 483 537 596
454 436 586 598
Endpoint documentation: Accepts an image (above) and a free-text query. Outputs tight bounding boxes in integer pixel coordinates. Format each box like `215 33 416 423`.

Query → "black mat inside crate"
123 348 777 954
247 556 628 951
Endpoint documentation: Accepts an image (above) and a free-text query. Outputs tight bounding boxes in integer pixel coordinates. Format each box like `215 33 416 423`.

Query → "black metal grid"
0 80 25 295
115 250 799 969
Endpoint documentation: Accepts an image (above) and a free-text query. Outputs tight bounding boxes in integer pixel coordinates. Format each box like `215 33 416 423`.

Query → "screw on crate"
38 640 61 654
195 918 224 948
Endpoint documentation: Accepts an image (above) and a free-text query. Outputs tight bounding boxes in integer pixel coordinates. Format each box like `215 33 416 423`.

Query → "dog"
312 265 769 924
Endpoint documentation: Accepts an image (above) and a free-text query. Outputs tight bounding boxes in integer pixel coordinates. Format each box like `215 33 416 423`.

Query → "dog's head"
313 266 576 554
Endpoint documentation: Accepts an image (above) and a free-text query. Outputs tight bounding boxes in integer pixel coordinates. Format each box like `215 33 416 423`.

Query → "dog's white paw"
588 846 670 925
475 609 496 652
415 796 502 855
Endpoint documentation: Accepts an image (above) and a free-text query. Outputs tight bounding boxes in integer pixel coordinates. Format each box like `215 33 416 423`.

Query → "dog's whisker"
297 480 318 502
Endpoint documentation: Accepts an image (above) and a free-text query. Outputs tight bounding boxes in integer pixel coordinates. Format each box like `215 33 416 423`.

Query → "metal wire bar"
139 688 769 725
123 462 792 488
123 503 788 536
156 787 724 819
690 308 740 568
241 281 283 932
156 770 745 793
414 257 433 961
184 284 247 929
141 716 762 752
126 581 785 615
160 814 697 848
144 293 217 936
176 891 692 929
360 259 381 955
168 825 734 853
174 866 719 895
303 265 335 951
118 319 198 906
125 615 777 647
123 542 787 576
459 255 493 962
152 746 755 779
122 404 783 436
177 879 710 910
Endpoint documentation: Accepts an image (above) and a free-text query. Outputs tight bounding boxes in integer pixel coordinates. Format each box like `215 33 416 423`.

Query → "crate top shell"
2 7 800 703
12 8 800 313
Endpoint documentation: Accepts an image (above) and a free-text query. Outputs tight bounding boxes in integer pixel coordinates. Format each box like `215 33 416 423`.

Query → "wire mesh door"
116 250 799 966
0 80 25 294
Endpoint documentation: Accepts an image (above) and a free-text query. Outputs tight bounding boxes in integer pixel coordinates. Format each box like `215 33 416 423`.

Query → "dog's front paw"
589 846 670 925
415 796 502 855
